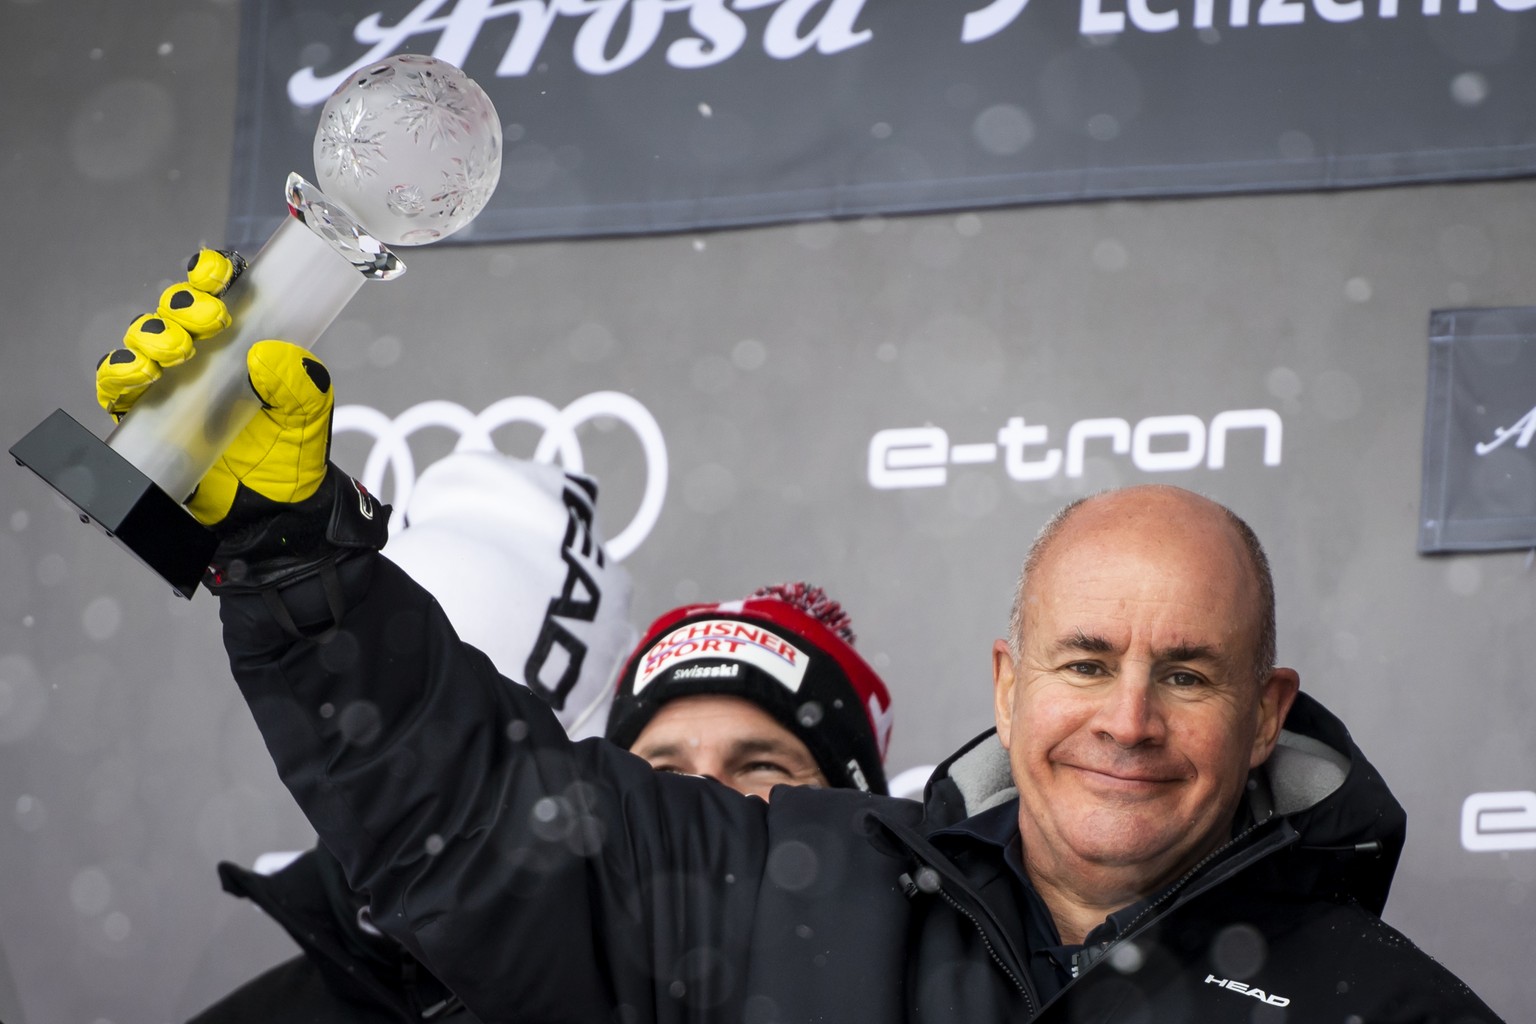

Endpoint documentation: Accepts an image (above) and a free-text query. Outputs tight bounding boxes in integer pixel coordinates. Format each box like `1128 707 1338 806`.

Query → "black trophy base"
10 409 217 599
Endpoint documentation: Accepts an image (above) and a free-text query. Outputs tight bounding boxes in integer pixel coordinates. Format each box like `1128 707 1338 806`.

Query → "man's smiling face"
993 487 1297 911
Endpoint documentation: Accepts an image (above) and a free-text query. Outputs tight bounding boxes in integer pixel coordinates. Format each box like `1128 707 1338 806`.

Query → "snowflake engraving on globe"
313 54 503 246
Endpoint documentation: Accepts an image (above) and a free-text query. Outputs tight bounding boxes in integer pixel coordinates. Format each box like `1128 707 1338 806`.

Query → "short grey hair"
1005 493 1277 684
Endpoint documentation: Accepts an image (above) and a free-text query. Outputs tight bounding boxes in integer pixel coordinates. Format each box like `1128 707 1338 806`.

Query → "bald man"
203 469 1500 1021
989 486 1301 987
109 266 1506 1021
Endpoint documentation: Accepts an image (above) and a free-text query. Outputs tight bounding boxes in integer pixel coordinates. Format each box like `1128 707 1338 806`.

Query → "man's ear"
1250 667 1301 768
992 639 1017 749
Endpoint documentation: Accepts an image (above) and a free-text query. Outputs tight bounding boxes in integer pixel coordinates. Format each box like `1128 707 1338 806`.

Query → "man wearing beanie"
607 582 894 799
186 461 894 1022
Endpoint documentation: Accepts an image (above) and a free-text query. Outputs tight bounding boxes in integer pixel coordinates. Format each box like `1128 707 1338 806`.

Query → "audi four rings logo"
1461 791 1536 852
333 393 668 561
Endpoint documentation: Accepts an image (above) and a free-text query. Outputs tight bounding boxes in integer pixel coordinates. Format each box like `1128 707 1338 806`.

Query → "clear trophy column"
10 54 503 597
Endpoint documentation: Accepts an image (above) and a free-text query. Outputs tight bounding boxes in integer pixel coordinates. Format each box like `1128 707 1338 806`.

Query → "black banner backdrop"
229 0 1536 248
1420 306 1536 553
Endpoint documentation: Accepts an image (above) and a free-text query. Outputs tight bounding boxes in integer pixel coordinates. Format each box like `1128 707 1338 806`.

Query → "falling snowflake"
315 101 387 187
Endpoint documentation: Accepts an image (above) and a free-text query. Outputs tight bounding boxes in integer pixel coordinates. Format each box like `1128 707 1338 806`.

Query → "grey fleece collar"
942 726 1351 821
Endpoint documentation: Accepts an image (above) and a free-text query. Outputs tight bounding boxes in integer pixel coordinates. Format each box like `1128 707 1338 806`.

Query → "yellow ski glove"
183 339 336 527
95 250 389 599
95 249 333 527
96 249 242 420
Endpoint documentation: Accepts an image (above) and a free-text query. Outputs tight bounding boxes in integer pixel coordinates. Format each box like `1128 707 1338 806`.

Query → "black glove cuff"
203 465 391 596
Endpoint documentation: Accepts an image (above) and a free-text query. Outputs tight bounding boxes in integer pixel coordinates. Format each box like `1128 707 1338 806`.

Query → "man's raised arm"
98 255 768 1022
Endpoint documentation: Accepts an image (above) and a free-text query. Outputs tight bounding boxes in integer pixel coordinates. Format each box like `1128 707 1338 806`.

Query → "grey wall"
2 2 1533 1021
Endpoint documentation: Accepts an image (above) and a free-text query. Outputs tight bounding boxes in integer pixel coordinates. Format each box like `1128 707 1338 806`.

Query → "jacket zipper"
1074 816 1290 978
938 882 1037 1018
1121 819 1270 934
902 869 1037 1018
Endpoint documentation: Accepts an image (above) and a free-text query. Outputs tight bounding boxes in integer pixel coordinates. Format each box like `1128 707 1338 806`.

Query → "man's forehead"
1030 493 1252 593
635 719 817 772
1022 505 1260 650
1028 544 1248 602
637 695 805 747
638 729 804 756
1026 563 1254 621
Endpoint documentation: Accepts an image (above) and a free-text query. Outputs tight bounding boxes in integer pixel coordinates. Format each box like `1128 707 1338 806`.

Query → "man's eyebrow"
633 741 684 760
1156 642 1220 664
1053 630 1114 654
1049 633 1222 664
728 737 800 759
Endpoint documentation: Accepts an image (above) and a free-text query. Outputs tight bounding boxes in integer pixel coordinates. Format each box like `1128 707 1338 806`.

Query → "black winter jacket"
185 847 477 1023
218 554 1503 1023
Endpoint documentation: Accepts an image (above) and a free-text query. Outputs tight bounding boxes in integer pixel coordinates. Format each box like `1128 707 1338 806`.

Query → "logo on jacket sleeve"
1204 975 1291 1008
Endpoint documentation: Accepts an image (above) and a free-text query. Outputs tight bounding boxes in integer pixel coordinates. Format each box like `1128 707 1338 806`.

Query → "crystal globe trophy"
11 54 503 597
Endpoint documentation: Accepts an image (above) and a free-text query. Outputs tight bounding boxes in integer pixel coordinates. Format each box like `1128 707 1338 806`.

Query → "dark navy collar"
930 794 1025 847
934 798 1156 998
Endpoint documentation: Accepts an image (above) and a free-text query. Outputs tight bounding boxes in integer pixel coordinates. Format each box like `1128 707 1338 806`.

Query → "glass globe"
313 54 503 246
